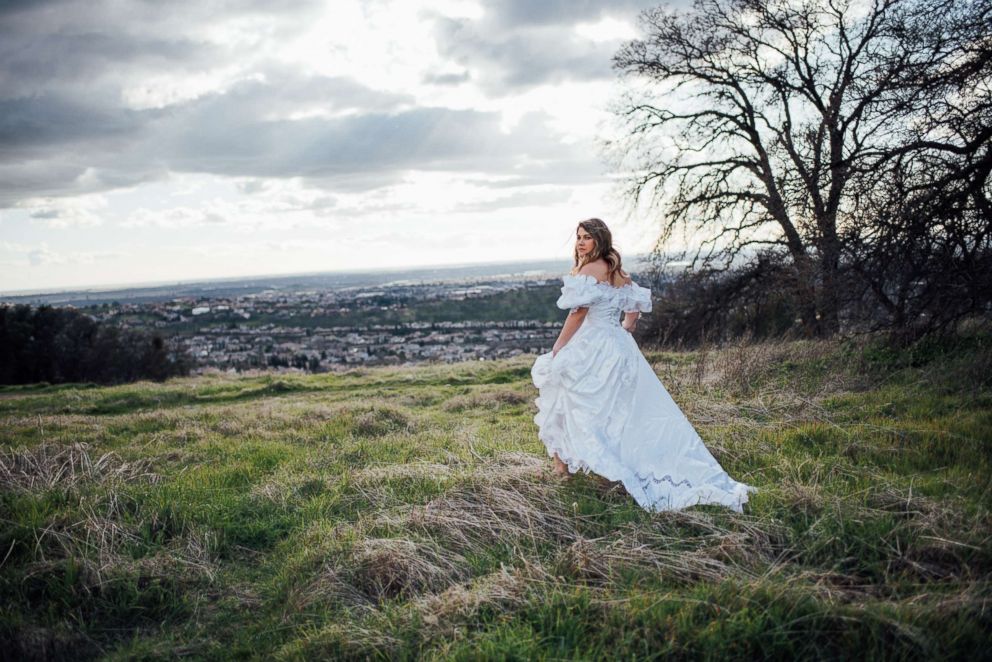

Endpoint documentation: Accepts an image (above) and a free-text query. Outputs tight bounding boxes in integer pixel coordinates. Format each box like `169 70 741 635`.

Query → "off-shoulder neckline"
564 272 635 290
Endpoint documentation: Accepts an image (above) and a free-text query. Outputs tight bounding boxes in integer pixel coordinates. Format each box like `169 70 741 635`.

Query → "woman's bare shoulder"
577 260 609 278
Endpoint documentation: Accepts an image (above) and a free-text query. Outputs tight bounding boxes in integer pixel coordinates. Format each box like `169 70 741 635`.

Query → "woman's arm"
552 307 588 356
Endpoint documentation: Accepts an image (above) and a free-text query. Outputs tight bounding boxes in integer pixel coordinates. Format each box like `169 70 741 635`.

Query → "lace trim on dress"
634 472 693 489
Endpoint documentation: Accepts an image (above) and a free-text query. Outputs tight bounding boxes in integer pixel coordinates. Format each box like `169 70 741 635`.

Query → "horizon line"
1 253 657 298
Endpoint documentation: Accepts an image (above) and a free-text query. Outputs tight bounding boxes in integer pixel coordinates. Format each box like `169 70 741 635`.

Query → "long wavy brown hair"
570 218 628 285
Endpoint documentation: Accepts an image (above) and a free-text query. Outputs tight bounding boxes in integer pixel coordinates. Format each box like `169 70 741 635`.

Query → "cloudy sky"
0 0 671 293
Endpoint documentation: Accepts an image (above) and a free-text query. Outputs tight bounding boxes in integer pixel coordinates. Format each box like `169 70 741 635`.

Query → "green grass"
1 336 991 660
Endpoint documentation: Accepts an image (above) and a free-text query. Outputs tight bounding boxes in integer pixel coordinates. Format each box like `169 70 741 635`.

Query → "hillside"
1 337 990 659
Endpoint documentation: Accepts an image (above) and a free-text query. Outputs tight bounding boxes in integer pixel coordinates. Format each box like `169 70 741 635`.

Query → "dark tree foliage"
639 252 801 346
613 0 992 341
0 304 191 386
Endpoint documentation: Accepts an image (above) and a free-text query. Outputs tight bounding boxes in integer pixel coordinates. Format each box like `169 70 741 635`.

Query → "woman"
531 218 755 513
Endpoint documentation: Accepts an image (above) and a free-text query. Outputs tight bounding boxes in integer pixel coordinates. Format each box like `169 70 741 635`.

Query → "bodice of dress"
556 273 652 328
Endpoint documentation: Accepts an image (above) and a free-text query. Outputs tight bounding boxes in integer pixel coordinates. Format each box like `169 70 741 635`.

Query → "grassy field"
1 335 990 660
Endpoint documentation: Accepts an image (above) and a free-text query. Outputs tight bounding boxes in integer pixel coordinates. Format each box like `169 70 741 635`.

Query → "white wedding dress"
531 273 756 513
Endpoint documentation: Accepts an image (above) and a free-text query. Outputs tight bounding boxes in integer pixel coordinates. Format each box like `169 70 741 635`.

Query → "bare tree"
846 1 992 337
612 0 992 337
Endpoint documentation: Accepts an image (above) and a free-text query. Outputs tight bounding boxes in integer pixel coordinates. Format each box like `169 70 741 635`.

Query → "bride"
531 218 756 513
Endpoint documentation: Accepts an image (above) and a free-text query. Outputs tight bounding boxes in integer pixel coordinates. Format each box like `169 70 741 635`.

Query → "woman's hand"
622 318 638 333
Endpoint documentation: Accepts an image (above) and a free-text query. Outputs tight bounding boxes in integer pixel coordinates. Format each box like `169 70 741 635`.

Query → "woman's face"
576 226 595 258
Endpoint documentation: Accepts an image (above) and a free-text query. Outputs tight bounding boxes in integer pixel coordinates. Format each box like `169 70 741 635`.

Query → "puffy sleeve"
622 280 652 313
556 274 601 312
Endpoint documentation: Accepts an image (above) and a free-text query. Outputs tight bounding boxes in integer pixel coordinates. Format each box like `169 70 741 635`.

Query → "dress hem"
540 433 754 514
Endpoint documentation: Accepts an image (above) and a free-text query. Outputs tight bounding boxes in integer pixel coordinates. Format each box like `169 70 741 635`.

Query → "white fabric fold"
556 274 603 312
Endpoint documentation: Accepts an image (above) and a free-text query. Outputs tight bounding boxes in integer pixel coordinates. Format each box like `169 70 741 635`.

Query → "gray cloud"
0 32 220 98
0 68 419 203
0 92 153 151
428 0 666 94
237 179 270 195
482 0 661 29
0 65 600 204
153 96 599 184
422 70 471 86
28 209 61 219
450 187 573 213
0 0 68 19
432 17 614 91
0 0 624 207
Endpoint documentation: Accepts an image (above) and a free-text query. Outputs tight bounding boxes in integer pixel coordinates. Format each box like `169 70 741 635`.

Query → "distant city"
0 257 583 305
1 256 661 374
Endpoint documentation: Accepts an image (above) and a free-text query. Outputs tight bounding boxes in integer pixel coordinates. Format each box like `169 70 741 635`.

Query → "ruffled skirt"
531 323 755 512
